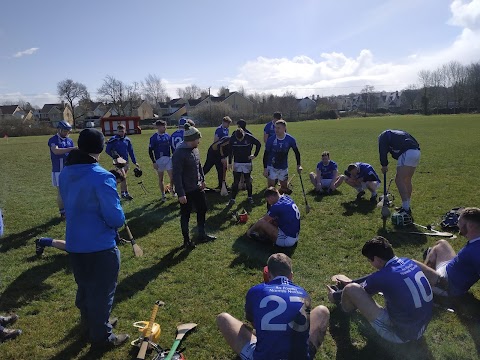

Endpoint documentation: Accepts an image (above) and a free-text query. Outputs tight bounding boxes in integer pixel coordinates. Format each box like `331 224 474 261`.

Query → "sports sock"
402 200 410 210
38 237 53 247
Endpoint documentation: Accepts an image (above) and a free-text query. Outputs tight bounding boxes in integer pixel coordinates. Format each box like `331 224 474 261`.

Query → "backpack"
440 207 464 230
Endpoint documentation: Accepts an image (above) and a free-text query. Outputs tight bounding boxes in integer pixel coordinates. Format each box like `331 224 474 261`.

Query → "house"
157 99 187 124
297 97 317 113
39 103 73 127
0 105 25 120
103 100 153 120
214 89 254 115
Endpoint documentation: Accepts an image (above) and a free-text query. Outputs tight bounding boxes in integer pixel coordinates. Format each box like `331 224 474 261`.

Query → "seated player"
0 314 21 343
246 187 300 248
413 207 480 298
334 162 380 202
327 236 433 344
309 151 339 194
217 253 330 359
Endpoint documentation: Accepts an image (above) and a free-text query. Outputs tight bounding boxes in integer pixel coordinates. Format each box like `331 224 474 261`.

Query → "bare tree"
97 75 128 116
361 85 375 114
466 61 480 111
57 79 90 129
217 86 227 97
176 84 205 100
401 84 419 110
141 74 167 108
418 70 431 114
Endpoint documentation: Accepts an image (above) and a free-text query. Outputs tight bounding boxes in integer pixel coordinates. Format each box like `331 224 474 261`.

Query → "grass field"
0 114 480 360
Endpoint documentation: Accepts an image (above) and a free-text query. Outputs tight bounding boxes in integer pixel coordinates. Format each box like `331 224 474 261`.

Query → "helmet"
178 117 187 126
57 120 72 131
233 211 248 224
391 212 413 227
133 168 143 178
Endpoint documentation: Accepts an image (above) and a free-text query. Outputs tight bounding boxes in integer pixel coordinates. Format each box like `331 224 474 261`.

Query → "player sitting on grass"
309 150 339 194
217 253 330 360
246 187 300 248
413 207 480 298
334 162 380 202
327 236 433 344
263 120 302 194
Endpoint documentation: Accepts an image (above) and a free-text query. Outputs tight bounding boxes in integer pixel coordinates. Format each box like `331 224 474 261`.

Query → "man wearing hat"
48 120 76 218
172 124 217 248
59 128 129 348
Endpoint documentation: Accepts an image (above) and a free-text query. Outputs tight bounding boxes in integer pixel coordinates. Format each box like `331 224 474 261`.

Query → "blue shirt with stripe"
149 132 171 159
48 134 74 172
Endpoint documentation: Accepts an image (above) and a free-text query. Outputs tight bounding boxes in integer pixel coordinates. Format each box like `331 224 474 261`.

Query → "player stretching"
309 151 339 194
263 120 302 194
149 120 174 201
334 162 380 202
217 253 330 359
247 187 300 248
227 128 261 205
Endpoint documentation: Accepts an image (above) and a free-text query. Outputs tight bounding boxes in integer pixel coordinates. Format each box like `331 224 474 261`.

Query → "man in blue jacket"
59 128 129 348
378 129 420 215
106 124 140 200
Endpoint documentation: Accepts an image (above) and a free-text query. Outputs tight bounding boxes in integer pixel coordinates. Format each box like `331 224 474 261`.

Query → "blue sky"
1 0 479 107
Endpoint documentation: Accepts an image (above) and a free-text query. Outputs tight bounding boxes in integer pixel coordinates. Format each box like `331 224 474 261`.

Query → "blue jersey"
48 134 74 172
268 195 300 238
170 129 184 151
263 121 276 140
149 132 171 159
265 134 298 170
351 162 380 183
245 276 311 360
215 125 229 139
378 129 420 166
446 237 480 296
316 160 338 179
363 257 433 341
105 135 137 164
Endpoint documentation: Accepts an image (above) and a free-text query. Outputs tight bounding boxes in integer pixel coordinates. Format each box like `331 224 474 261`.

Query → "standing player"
170 117 195 151
172 124 216 248
309 151 339 194
334 162 380 202
227 128 261 205
378 129 420 216
327 236 433 344
48 120 76 219
263 120 302 193
236 119 252 135
214 116 232 142
203 136 231 191
149 120 174 202
217 253 330 359
247 187 300 248
263 111 282 143
106 124 140 200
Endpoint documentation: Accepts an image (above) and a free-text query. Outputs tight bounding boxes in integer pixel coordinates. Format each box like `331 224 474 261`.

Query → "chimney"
224 88 230 97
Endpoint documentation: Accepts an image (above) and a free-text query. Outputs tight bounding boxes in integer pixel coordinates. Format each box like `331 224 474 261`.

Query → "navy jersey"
349 162 380 183
229 133 261 164
245 276 311 360
170 129 184 151
106 135 137 164
149 132 171 159
316 160 338 179
268 195 300 238
263 121 276 140
48 134 74 172
446 237 480 296
378 129 420 166
265 134 298 170
363 257 433 341
215 125 229 139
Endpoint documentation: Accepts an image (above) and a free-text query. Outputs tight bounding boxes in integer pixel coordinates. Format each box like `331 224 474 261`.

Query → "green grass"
0 114 480 359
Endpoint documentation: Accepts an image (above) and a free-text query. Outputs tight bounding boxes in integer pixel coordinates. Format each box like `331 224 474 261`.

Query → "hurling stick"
136 300 164 360
125 222 144 257
164 323 197 360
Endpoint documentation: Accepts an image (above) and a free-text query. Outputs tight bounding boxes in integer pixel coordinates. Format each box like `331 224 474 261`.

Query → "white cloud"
228 1 480 97
0 92 57 107
13 47 39 58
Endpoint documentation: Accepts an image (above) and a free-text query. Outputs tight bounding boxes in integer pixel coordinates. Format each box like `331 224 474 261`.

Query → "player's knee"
216 312 232 329
311 305 330 323
343 282 362 297
435 239 451 249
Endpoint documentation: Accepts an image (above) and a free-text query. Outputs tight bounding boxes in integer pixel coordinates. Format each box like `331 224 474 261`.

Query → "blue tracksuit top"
106 135 137 164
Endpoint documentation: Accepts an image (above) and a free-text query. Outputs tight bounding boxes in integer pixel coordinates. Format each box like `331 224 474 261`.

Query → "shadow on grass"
377 227 428 247
229 234 298 271
0 217 62 253
0 254 69 311
121 200 179 240
329 307 434 360
341 199 377 216
114 245 192 305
